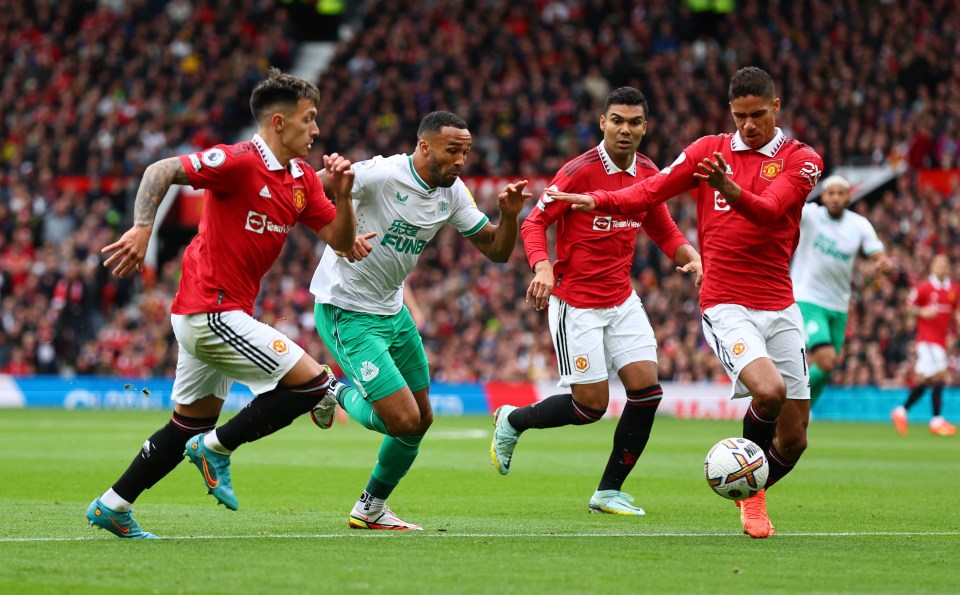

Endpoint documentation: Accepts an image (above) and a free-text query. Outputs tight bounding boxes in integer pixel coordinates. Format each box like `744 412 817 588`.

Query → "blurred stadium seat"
1 0 958 387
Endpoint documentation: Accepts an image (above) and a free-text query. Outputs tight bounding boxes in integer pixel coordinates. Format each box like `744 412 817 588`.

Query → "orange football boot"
736 488 774 538
891 407 908 436
930 418 957 436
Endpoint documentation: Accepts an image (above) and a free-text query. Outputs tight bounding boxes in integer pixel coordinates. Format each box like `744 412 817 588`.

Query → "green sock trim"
364 477 394 500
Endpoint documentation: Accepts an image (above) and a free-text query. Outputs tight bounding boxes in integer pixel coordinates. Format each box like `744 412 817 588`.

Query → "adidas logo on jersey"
259 185 272 199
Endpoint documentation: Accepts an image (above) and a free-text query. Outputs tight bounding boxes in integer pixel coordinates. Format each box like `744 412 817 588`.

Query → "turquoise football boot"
87 498 158 539
184 434 238 510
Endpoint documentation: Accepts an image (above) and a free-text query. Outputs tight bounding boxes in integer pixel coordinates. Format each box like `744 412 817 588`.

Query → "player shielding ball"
548 67 823 538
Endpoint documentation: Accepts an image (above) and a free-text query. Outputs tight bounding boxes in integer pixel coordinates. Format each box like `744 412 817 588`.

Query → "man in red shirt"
893 254 959 436
490 87 701 516
87 69 357 539
549 67 824 538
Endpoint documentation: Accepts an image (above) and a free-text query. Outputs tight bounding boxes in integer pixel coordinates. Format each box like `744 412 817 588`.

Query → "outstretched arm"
467 180 532 262
544 190 597 212
102 157 189 278
547 153 697 215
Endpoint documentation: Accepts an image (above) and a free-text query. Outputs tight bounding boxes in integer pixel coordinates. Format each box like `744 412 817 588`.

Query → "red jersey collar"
930 275 952 290
252 134 305 178
597 142 636 177
731 127 786 157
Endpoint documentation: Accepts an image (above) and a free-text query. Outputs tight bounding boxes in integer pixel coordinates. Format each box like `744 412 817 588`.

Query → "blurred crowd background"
2 0 960 391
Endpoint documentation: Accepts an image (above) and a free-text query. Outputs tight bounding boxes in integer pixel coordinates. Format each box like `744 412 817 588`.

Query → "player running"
791 174 892 405
548 67 824 538
87 69 356 538
892 254 960 436
490 87 702 516
311 111 532 530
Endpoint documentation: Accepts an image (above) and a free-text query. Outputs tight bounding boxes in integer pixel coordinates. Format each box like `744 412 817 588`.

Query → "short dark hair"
602 86 648 118
249 67 321 122
417 111 468 139
728 67 776 101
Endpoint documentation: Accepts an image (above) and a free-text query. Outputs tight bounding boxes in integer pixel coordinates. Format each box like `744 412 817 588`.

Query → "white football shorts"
548 293 658 387
914 341 948 378
170 311 304 404
701 303 810 400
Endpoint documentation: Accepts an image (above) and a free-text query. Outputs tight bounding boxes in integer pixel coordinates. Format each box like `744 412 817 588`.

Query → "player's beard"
430 160 459 188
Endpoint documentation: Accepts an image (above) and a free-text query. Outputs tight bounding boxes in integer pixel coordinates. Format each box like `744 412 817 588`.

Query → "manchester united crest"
271 338 288 355
760 160 783 181
731 340 748 358
293 187 306 211
574 355 590 372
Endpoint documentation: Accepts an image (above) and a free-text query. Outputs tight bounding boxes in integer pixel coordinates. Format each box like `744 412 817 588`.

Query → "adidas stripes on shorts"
170 311 304 404
547 293 658 387
701 303 810 400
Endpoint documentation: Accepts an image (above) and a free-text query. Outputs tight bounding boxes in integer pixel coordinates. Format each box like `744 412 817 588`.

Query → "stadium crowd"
2 0 960 389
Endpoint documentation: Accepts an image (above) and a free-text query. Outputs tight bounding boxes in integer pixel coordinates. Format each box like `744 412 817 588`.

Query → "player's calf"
216 369 337 448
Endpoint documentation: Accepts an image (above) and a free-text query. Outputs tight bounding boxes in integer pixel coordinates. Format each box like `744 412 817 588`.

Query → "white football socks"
100 488 132 512
203 430 233 455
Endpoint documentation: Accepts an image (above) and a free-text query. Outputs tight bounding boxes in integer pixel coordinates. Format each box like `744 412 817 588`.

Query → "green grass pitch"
1 408 957 594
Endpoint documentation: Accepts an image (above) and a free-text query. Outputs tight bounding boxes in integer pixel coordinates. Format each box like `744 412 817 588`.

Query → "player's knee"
570 386 610 413
384 412 422 436
751 380 786 415
416 409 434 433
576 397 609 414
777 431 808 460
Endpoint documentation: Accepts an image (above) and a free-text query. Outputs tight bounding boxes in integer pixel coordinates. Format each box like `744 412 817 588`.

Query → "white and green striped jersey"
791 203 884 312
311 154 489 315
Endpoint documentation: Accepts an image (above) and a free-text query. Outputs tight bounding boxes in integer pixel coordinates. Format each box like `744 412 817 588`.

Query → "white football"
704 437 769 501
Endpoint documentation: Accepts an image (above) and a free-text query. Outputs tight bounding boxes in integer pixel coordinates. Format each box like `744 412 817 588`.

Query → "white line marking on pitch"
423 429 488 439
3 531 959 543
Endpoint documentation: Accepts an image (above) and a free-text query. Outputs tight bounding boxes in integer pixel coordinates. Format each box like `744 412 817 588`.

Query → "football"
704 437 769 501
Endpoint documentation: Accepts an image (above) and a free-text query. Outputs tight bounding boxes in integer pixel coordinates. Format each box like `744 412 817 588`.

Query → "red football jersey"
908 276 959 347
521 144 688 309
590 129 823 311
172 134 336 316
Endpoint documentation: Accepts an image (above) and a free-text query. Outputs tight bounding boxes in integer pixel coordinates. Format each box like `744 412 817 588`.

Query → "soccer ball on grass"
704 437 768 501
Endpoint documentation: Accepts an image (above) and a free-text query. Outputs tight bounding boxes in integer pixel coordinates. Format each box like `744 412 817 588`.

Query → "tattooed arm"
102 157 190 278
